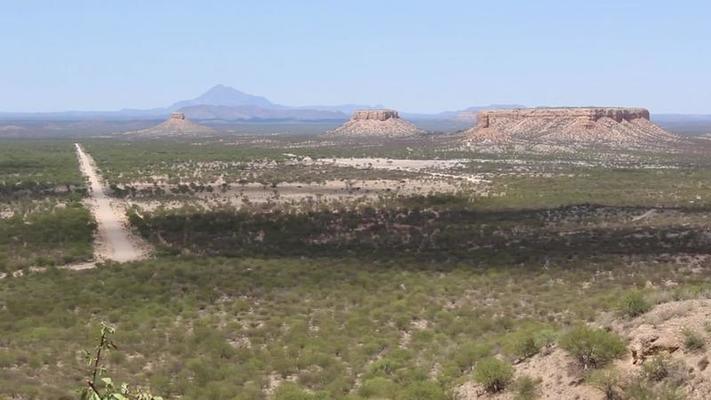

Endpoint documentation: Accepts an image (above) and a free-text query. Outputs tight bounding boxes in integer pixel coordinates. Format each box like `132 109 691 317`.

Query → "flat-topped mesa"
121 112 215 138
467 107 679 149
475 107 650 129
351 109 400 121
328 109 423 137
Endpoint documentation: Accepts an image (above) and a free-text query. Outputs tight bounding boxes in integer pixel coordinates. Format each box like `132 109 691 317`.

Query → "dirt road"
75 143 149 263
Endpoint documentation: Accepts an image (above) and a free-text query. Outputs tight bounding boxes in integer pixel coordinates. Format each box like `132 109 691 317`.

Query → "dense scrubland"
129 202 711 262
4 137 711 399
3 252 710 399
82 140 289 185
81 139 458 186
0 140 94 272
0 140 85 199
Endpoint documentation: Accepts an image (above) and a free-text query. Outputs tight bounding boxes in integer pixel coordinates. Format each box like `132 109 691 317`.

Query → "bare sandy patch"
312 157 486 184
125 177 471 212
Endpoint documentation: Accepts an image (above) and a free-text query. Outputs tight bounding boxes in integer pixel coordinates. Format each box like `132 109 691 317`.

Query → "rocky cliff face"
328 109 423 137
467 107 679 150
475 108 651 129
351 109 400 121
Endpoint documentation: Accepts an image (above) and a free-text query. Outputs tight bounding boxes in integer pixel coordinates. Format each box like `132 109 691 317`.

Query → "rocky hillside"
457 299 711 400
466 107 681 150
120 112 215 138
327 109 423 137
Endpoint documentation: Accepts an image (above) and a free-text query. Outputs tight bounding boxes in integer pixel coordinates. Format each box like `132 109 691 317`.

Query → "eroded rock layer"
467 107 679 149
328 109 423 137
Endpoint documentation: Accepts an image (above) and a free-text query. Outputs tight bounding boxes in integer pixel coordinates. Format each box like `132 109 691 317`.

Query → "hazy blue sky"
1 0 709 113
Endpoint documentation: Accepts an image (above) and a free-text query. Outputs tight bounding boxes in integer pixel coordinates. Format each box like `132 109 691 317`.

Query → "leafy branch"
80 322 163 400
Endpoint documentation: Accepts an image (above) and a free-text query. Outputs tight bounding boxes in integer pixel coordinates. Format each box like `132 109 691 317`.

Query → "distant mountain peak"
170 84 275 110
202 84 247 96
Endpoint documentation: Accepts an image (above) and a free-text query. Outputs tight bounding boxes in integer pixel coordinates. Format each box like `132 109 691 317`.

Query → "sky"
0 0 709 114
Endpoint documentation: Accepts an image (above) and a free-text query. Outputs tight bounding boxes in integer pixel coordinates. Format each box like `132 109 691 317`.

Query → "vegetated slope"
467 107 681 150
458 299 711 400
4 248 711 400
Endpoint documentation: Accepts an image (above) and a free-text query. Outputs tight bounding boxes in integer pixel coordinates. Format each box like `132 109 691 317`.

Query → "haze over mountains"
1 85 709 135
170 84 274 109
0 84 521 122
0 85 370 121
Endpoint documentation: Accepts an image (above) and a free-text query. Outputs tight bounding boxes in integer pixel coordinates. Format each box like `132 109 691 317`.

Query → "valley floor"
3 136 711 399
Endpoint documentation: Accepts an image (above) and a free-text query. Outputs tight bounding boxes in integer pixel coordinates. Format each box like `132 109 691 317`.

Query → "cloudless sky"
1 0 709 113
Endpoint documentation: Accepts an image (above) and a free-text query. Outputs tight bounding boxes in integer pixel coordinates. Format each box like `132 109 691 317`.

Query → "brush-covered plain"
0 140 94 272
4 136 711 399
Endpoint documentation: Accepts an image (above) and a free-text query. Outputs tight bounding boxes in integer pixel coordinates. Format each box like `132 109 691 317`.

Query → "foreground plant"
588 368 622 400
80 322 163 400
619 290 651 318
512 375 540 400
681 327 705 352
559 326 626 369
474 357 514 393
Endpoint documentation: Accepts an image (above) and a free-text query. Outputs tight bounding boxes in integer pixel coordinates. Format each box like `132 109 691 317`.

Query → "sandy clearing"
58 261 98 271
313 158 487 184
632 208 657 222
0 261 98 280
124 178 473 212
0 208 13 219
320 157 467 170
75 143 150 263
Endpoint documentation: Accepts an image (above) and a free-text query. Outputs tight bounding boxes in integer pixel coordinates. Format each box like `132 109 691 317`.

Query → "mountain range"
3 84 708 131
0 84 521 122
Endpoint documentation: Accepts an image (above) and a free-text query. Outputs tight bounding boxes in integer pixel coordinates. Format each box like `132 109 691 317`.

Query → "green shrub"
559 326 626 369
588 368 622 400
367 356 405 378
506 333 538 360
682 328 705 351
504 328 557 360
400 381 446 400
619 291 651 318
453 342 491 372
642 354 671 382
358 377 398 399
473 357 514 393
622 378 686 400
640 354 688 389
512 375 540 400
274 383 320 400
